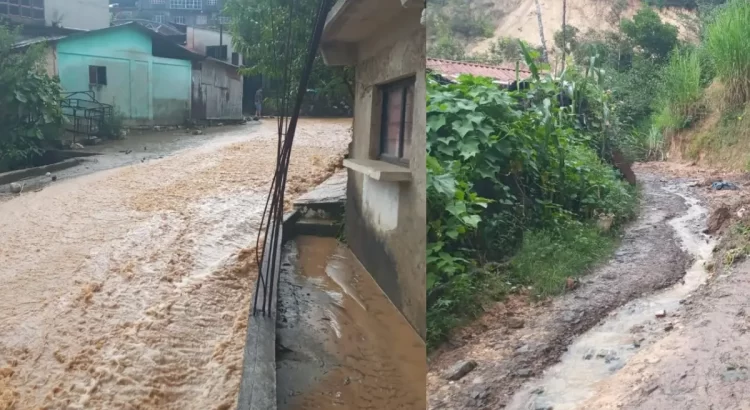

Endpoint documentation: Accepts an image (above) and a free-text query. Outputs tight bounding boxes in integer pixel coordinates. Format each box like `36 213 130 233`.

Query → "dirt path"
0 119 350 410
428 172 709 409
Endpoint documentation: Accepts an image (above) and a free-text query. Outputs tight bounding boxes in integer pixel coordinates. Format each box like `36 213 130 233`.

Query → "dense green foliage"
0 24 64 170
705 0 750 106
620 8 679 61
654 48 703 132
225 0 353 111
426 52 637 346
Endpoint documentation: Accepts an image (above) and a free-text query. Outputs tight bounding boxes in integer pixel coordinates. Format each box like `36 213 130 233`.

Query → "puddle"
508 184 716 410
276 236 426 409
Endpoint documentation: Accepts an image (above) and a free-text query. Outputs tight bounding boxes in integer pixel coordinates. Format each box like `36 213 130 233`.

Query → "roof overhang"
320 0 424 66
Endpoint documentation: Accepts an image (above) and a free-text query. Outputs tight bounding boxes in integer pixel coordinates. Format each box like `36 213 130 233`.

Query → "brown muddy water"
0 119 351 410
276 236 426 409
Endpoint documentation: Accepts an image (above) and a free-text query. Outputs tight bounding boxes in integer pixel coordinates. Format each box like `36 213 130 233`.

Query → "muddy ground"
0 119 350 410
427 165 743 409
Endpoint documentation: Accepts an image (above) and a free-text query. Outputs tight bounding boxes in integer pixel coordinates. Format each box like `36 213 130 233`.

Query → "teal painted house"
54 24 198 126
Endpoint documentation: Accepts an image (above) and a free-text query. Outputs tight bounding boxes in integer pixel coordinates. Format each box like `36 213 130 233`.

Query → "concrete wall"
153 57 193 124
191 59 243 121
45 0 110 30
345 12 426 337
185 27 243 66
56 26 192 126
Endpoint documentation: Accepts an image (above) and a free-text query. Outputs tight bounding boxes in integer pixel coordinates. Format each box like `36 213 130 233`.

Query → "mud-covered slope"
434 0 696 54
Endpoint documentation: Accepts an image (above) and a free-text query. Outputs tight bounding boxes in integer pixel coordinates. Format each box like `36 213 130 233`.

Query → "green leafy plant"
0 24 64 170
425 54 637 347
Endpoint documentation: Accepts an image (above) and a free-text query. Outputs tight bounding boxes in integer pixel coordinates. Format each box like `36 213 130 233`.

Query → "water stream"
508 183 715 410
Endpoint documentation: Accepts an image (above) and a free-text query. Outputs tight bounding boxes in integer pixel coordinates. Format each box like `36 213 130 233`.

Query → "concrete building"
110 0 229 28
185 26 242 66
0 0 109 30
320 0 426 337
22 23 243 127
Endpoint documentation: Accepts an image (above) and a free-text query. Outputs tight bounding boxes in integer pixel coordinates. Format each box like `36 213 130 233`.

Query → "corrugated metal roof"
12 36 68 49
427 58 532 85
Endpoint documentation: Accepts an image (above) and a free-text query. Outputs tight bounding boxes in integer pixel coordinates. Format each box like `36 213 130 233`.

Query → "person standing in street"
255 88 263 118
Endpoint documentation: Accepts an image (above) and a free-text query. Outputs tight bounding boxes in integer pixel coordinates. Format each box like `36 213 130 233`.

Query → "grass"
706 0 750 106
506 223 619 298
654 48 703 134
426 221 621 349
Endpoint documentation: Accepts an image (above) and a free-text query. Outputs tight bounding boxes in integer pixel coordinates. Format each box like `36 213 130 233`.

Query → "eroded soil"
430 161 750 409
0 119 350 410
428 172 698 409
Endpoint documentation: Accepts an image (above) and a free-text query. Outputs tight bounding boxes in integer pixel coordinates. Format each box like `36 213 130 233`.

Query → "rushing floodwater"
0 119 351 410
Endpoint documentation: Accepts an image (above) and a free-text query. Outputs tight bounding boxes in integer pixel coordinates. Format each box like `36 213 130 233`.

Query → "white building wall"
186 27 243 66
45 0 110 30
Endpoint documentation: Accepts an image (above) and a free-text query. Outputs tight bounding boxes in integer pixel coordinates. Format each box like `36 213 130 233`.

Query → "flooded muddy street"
0 119 350 410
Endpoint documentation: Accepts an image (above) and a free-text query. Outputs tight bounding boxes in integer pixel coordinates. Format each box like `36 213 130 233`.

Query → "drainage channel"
507 182 715 410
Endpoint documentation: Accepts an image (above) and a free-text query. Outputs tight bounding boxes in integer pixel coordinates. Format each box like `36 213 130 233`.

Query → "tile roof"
427 58 531 85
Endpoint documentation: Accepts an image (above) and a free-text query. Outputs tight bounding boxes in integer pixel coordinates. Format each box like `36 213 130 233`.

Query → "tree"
0 24 64 169
554 25 580 55
224 0 353 110
534 0 549 62
620 7 679 61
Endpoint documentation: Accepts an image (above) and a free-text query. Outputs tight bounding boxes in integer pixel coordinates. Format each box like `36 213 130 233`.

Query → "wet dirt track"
0 119 350 410
428 172 704 409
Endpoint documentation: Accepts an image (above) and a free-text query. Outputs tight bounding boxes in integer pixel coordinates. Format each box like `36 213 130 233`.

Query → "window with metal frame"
169 0 201 9
218 15 230 24
89 66 107 86
172 15 185 24
195 14 207 25
153 14 165 23
207 0 217 5
151 0 166 4
379 77 415 165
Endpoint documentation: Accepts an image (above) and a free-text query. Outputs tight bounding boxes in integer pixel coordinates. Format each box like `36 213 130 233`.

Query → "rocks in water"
9 182 22 194
515 368 534 378
507 317 525 329
192 129 204 135
444 360 477 381
655 310 667 318
583 348 596 360
705 205 731 234
664 323 674 332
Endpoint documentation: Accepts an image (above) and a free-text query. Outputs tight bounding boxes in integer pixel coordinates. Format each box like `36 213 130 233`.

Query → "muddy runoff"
507 180 715 410
0 119 350 410
428 174 698 409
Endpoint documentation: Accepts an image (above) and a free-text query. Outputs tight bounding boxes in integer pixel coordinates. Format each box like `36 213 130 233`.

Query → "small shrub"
98 114 125 139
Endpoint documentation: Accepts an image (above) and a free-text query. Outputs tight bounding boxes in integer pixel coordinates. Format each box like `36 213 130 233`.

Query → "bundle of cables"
252 0 333 317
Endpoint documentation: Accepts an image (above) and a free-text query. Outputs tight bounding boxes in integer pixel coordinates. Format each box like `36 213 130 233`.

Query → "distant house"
185 26 242 66
427 57 532 87
18 23 243 127
0 0 110 30
110 0 229 28
320 0 426 337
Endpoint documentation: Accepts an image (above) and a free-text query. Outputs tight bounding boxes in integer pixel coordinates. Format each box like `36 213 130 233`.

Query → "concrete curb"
0 157 90 185
237 209 301 410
